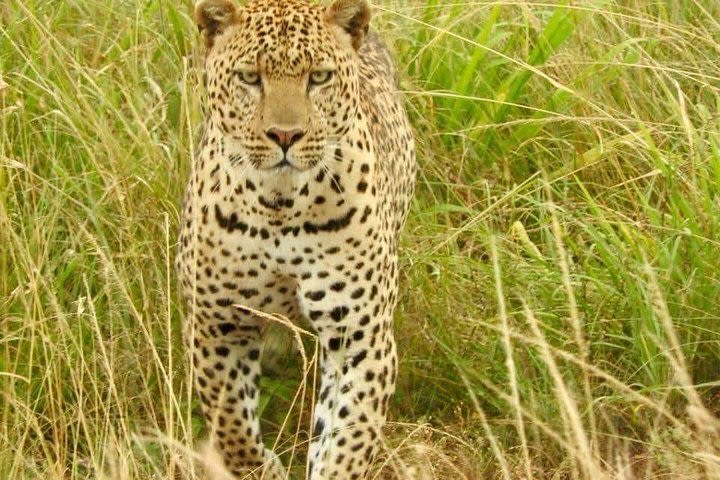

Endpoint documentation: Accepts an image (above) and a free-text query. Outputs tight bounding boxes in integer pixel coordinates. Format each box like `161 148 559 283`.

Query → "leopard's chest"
181 158 379 279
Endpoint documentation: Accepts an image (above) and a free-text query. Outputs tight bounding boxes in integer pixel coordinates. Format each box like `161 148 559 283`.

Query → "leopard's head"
196 0 371 171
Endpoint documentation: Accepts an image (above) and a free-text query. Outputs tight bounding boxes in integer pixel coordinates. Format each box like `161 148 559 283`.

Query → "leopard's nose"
265 128 305 153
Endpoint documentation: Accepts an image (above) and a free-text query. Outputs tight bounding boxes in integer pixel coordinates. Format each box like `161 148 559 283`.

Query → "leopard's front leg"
299 253 399 479
186 304 288 480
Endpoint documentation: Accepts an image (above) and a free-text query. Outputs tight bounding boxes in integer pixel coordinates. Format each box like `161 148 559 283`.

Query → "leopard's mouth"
250 154 297 171
268 159 293 170
259 154 320 172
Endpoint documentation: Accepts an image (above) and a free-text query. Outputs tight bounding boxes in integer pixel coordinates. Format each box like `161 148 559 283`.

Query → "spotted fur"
177 0 416 478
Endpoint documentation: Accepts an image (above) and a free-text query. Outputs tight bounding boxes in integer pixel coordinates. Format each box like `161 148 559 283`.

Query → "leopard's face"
204 0 361 172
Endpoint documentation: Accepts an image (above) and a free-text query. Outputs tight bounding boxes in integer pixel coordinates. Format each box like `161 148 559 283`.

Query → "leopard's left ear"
325 0 372 50
195 0 241 49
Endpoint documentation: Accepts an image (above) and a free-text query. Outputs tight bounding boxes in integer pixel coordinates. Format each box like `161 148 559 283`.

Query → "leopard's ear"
195 0 241 48
325 0 372 50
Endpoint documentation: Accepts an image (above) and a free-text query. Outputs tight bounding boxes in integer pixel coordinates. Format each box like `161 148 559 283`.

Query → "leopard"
176 0 416 478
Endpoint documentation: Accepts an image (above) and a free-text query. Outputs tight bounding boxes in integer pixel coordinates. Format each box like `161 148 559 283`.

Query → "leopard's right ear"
195 0 241 49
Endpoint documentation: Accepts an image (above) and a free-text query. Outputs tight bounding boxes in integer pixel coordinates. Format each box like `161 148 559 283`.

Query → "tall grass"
1 0 719 478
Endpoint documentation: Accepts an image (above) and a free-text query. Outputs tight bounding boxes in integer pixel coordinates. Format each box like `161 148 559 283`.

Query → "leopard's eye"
309 70 334 86
236 71 261 86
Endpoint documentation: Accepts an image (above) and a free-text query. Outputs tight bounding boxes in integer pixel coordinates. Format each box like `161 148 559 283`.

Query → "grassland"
1 0 720 478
